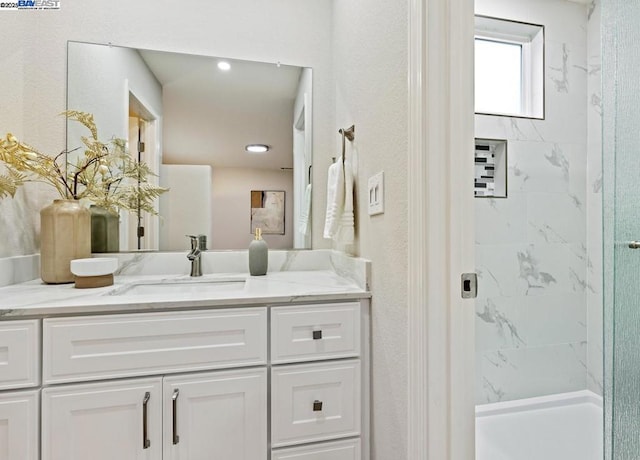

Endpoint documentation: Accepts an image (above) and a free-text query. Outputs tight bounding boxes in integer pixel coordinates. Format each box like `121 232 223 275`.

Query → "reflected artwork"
250 190 285 234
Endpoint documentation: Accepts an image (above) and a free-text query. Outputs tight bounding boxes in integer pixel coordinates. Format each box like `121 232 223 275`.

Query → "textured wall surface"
332 0 409 458
474 0 595 404
0 14 47 260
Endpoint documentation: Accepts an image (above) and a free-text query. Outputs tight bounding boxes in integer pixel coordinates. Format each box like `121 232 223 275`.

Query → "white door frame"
293 95 311 249
407 0 476 459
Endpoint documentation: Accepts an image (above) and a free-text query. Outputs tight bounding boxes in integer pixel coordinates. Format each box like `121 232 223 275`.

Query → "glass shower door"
603 1 640 458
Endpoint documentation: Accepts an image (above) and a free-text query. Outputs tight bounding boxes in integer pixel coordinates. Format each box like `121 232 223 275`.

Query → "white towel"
337 155 354 244
298 183 312 236
323 155 354 244
323 158 344 239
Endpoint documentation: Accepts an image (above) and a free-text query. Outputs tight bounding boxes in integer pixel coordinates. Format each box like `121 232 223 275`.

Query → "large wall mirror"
66 41 313 252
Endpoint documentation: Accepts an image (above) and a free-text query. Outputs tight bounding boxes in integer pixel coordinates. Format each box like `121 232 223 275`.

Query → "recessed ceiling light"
217 61 231 71
245 144 270 153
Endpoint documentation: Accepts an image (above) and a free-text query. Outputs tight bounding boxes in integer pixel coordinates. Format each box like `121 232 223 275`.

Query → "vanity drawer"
43 308 267 384
270 303 360 364
272 439 361 460
0 320 40 390
271 359 361 447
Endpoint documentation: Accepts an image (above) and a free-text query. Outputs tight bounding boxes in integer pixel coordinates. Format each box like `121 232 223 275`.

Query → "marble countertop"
0 270 370 319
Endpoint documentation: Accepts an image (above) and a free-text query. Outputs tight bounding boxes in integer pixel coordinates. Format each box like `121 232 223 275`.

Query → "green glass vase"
90 205 120 253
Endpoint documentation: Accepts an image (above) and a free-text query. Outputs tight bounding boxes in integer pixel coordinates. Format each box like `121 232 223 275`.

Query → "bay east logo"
18 0 60 8
0 0 60 9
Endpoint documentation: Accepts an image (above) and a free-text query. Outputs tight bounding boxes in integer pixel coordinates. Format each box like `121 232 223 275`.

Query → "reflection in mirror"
66 41 312 252
250 190 286 235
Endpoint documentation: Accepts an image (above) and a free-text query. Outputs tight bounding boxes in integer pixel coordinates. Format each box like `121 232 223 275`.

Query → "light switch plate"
368 172 384 216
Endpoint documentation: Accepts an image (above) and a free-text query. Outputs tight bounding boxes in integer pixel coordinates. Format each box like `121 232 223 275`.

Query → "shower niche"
474 138 507 198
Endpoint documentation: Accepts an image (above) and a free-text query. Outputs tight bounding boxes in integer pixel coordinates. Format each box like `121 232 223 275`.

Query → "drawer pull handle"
142 392 151 449
172 389 180 445
313 400 323 412
313 330 323 340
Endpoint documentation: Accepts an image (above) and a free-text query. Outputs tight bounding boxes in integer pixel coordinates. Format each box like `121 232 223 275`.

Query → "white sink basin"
110 277 246 296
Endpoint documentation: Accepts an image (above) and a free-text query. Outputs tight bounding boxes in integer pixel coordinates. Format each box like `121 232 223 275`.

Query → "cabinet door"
42 378 162 460
0 390 39 460
163 368 267 460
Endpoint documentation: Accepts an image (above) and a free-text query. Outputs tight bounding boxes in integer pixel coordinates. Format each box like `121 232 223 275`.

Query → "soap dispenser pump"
249 228 268 276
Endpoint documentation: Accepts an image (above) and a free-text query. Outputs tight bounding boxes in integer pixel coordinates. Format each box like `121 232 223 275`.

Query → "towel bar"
337 125 355 165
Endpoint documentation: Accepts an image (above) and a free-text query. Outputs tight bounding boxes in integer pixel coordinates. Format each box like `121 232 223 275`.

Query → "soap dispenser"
249 228 268 276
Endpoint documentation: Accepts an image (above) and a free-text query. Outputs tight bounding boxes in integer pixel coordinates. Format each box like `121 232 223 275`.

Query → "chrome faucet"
186 235 207 277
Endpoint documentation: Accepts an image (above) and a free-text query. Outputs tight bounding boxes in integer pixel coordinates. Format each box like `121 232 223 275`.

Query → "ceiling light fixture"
217 61 231 71
245 144 270 153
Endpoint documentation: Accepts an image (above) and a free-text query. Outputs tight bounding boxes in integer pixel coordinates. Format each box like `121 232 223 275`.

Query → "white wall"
211 168 293 250
332 0 409 458
67 42 162 148
474 0 592 403
0 14 48 259
159 165 212 251
0 0 334 261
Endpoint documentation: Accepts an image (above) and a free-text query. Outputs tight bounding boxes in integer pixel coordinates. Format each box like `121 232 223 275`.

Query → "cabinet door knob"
312 330 323 340
313 400 323 411
142 392 151 449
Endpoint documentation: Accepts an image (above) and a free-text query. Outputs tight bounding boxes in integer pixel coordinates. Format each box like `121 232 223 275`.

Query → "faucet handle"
197 235 207 251
186 235 198 250
186 234 207 251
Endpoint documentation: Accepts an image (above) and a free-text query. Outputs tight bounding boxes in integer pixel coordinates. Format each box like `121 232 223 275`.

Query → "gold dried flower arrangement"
0 110 168 215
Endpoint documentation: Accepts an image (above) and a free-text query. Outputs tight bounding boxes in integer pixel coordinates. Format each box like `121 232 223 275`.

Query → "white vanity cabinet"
41 369 267 460
0 298 369 460
40 308 269 460
270 302 369 458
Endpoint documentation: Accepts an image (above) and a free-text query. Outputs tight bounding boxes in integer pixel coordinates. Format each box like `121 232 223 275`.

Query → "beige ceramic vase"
40 199 91 284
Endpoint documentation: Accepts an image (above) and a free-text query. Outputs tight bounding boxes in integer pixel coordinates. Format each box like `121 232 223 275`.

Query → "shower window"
475 15 545 119
475 39 523 115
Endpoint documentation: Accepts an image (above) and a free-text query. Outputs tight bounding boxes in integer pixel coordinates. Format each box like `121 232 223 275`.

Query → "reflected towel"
323 158 344 239
298 184 312 236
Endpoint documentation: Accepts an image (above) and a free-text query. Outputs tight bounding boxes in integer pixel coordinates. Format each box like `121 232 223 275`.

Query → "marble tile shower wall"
474 0 594 404
586 0 603 396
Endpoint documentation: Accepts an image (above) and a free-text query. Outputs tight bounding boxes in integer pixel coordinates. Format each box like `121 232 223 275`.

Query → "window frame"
474 15 545 120
474 37 525 116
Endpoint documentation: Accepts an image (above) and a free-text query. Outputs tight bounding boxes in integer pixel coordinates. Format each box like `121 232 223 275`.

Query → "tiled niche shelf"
475 138 507 198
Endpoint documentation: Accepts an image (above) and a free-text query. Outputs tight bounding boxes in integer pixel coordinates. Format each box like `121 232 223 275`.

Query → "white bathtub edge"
476 390 603 418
